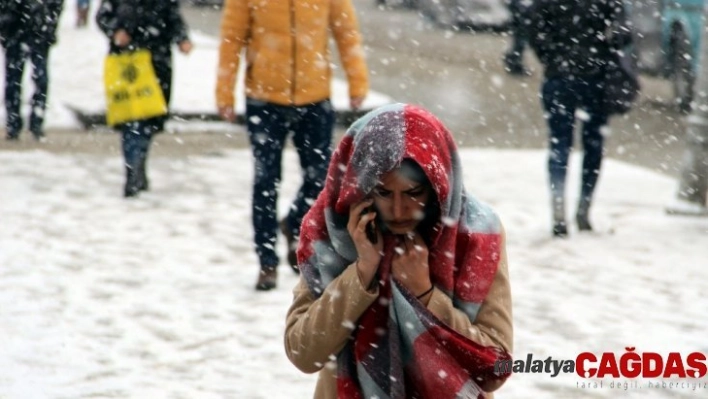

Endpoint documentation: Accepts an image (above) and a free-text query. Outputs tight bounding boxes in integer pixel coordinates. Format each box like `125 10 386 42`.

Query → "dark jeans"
3 40 50 137
246 98 334 270
541 75 608 214
121 121 155 174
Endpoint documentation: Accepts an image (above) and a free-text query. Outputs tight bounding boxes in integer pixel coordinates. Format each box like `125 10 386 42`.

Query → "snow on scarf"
298 103 512 398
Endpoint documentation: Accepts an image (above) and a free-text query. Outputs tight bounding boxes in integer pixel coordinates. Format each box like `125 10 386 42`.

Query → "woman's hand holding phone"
348 199 383 289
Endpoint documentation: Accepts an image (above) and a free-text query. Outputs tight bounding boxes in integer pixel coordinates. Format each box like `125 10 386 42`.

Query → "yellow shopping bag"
104 49 167 126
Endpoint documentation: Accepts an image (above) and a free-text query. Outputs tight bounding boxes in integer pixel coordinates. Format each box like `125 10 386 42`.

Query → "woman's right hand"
347 198 383 289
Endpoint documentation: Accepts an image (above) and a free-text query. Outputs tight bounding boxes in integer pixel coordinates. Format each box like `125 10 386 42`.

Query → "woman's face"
371 168 432 235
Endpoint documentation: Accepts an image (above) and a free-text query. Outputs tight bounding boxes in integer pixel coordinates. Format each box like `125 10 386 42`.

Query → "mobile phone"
362 206 378 244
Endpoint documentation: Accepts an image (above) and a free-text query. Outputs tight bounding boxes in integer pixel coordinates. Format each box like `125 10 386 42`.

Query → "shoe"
279 219 299 274
551 195 567 237
503 54 532 76
505 65 532 77
137 159 149 191
138 176 149 191
576 213 593 232
124 185 140 198
32 132 47 143
123 167 140 198
6 129 20 140
255 268 278 291
31 130 45 141
552 221 568 238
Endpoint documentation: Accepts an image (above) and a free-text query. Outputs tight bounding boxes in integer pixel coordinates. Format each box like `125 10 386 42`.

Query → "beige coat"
284 230 513 398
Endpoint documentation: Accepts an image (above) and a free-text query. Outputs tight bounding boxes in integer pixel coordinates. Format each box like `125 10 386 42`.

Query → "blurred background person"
215 0 369 290
96 0 193 197
0 0 64 141
528 0 632 237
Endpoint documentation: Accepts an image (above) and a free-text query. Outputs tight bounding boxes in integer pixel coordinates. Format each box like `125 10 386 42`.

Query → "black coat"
96 0 189 56
527 0 632 79
0 0 64 47
96 0 190 129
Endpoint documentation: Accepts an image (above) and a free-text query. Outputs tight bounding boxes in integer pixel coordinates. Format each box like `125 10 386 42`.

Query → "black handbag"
604 47 640 115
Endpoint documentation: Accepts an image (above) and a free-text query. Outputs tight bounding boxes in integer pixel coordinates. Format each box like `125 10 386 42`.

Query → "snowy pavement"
1 147 706 398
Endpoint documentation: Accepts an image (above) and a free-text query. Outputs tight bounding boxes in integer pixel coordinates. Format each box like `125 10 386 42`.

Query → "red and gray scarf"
298 103 512 398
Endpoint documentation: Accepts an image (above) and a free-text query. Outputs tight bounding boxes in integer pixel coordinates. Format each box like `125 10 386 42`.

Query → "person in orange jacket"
215 0 369 291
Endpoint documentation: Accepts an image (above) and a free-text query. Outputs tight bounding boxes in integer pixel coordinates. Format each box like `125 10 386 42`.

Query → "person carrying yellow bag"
96 0 193 198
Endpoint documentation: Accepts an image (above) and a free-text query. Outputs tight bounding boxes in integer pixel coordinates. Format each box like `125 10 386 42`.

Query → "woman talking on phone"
284 103 514 398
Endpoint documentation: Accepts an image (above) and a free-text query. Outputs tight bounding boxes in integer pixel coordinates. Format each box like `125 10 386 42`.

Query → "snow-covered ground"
0 4 392 131
1 146 706 398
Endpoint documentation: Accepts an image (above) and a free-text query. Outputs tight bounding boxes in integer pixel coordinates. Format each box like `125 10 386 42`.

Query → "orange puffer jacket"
216 0 369 109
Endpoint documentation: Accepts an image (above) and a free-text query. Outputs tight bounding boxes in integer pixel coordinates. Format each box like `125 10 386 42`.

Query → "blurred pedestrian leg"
4 41 51 140
246 99 334 276
503 36 529 76
542 76 607 237
121 121 153 197
666 115 708 216
1 0 63 141
666 13 708 216
28 43 51 140
503 0 530 77
3 39 27 140
77 0 90 28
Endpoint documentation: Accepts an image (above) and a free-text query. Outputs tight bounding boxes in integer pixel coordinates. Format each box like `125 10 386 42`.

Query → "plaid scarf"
298 104 512 398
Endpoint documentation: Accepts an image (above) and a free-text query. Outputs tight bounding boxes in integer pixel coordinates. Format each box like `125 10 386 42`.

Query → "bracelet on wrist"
416 285 434 299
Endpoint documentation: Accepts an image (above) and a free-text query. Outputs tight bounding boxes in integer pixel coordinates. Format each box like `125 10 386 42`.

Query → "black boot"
124 167 140 198
255 268 278 291
279 219 300 274
553 221 568 238
137 157 149 191
552 196 568 238
503 53 531 77
576 202 593 232
576 214 592 231
32 131 45 141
